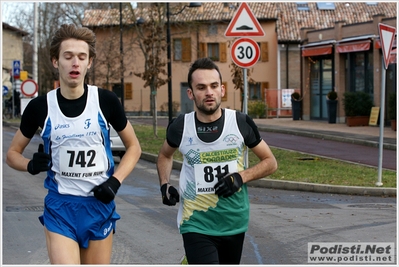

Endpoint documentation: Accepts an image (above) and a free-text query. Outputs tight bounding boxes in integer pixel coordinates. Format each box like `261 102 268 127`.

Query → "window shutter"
261 42 269 62
199 43 206 58
182 38 191 62
125 83 133 100
261 82 268 101
222 81 228 101
220 42 227 63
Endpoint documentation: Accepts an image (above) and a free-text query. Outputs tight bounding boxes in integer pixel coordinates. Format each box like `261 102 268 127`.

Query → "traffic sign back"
378 23 396 69
225 3 265 37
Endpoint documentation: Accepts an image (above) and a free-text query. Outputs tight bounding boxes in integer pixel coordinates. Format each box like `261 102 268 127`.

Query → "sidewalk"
253 118 397 150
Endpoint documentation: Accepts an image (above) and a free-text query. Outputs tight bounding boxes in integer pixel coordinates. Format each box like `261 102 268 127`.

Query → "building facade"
2 22 29 96
300 15 397 123
82 2 397 121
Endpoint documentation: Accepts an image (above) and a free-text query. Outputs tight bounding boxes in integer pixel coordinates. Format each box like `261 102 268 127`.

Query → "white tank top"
177 109 249 236
41 85 114 196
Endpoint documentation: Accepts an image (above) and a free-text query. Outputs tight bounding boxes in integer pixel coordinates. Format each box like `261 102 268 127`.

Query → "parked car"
110 126 125 160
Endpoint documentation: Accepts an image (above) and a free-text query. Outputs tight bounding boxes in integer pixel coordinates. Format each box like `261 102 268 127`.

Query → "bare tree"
129 3 169 138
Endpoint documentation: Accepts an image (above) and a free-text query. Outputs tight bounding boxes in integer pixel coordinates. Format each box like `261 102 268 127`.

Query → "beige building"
83 2 397 121
2 22 29 96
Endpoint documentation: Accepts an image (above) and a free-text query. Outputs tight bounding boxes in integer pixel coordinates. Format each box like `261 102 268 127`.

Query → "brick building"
82 2 397 121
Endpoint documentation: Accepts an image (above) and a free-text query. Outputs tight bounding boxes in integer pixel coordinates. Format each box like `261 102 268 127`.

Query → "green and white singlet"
177 109 250 236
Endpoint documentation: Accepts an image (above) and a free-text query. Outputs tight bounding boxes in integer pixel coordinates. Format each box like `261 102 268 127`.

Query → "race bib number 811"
194 160 238 194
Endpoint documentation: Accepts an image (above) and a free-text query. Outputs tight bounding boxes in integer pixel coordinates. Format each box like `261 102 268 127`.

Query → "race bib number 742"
59 146 106 179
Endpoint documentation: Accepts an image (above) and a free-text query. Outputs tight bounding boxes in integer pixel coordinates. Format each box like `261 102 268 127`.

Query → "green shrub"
248 100 267 118
343 91 373 116
327 91 338 100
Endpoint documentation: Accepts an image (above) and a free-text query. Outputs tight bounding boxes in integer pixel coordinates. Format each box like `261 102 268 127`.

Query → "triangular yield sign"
225 3 265 37
378 23 396 69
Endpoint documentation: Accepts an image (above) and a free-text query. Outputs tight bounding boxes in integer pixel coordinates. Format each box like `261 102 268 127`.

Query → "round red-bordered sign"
21 79 38 97
231 38 260 68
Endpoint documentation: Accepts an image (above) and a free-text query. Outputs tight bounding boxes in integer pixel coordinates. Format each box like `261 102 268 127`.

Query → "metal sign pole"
376 57 386 186
243 68 249 168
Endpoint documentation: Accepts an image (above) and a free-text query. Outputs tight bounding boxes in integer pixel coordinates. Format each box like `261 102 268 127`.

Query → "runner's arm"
240 140 277 184
157 140 178 186
6 130 33 172
112 122 141 184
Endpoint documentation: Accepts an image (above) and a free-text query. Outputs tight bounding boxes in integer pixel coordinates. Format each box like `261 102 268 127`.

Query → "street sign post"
376 23 396 187
21 79 38 97
13 60 21 79
378 23 396 70
225 3 265 168
3 85 9 96
225 3 265 37
230 38 260 69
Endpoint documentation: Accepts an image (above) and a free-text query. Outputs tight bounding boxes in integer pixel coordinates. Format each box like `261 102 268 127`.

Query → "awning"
375 39 397 49
302 45 332 57
336 40 371 53
390 48 397 64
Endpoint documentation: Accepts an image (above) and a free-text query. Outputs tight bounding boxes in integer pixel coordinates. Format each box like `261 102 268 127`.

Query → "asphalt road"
131 118 396 170
2 126 397 265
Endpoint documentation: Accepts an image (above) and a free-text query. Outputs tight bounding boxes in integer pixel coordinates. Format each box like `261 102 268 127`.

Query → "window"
249 83 262 100
208 24 218 35
296 2 309 11
125 83 132 100
199 42 227 62
173 39 182 61
347 51 373 94
316 2 335 10
173 38 191 62
261 42 268 62
207 43 219 61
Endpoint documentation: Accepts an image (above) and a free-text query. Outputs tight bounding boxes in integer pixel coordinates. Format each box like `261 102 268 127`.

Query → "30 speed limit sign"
231 38 260 68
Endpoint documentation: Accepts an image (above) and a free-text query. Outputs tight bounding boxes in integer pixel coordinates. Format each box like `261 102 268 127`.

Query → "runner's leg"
218 232 245 264
80 233 113 264
44 227 80 264
182 233 219 264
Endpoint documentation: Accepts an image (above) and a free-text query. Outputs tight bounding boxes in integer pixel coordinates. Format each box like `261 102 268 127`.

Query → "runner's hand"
161 183 180 206
92 176 121 204
214 172 243 198
27 144 52 175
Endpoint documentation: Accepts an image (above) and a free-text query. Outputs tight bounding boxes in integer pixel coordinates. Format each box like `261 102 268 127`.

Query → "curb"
257 126 397 151
141 152 396 197
4 121 396 197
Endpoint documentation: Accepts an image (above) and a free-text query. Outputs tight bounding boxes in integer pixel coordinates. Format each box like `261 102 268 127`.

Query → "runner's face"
188 69 225 116
53 39 92 89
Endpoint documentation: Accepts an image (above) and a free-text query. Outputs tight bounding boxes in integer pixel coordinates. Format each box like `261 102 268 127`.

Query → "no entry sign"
21 79 38 97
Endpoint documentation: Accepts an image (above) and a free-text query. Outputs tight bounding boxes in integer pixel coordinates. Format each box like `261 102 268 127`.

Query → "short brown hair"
187 58 222 89
50 24 96 62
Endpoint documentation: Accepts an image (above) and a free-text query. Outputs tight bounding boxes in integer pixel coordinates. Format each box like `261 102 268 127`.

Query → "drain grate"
5 206 44 212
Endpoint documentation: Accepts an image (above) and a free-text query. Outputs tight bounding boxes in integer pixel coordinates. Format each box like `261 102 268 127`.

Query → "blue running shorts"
39 191 121 248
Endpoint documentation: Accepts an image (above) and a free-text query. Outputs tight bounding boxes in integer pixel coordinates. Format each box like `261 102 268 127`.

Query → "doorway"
310 58 333 120
180 82 193 115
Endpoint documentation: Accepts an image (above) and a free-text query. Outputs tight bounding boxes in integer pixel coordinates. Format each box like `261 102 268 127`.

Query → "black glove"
214 172 243 198
161 183 180 206
91 176 121 204
27 144 52 175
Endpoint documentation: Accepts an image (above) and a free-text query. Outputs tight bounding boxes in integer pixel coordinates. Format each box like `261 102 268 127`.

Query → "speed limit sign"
231 38 260 68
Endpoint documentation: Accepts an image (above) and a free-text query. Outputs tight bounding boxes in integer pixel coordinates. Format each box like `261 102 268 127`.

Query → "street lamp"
166 2 201 122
